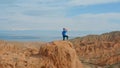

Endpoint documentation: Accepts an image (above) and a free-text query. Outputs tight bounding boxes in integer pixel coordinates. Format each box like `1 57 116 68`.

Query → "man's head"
63 28 66 31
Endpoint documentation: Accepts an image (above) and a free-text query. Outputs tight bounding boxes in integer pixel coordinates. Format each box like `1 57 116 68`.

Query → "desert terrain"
0 31 120 68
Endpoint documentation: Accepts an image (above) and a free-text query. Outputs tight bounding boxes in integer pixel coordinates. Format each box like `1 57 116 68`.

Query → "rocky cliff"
0 41 83 68
70 31 120 67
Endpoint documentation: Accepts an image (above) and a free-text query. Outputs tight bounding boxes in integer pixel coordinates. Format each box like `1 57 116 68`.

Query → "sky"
0 0 120 31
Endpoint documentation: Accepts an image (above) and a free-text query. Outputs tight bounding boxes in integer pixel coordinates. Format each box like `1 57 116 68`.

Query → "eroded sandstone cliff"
70 31 120 67
0 41 83 68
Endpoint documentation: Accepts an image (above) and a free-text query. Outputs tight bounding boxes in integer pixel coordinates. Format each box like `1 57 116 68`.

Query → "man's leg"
64 35 68 40
63 36 65 40
66 35 68 40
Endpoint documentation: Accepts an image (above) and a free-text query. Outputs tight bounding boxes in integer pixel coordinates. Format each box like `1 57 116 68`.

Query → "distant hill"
70 31 120 67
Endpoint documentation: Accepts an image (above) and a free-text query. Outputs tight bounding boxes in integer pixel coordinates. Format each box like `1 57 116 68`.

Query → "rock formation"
70 31 120 67
0 41 83 68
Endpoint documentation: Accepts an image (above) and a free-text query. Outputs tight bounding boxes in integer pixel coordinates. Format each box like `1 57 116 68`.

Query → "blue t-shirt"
62 30 67 36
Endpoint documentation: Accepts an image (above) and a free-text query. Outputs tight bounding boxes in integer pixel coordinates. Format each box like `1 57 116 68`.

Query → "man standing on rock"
62 28 69 40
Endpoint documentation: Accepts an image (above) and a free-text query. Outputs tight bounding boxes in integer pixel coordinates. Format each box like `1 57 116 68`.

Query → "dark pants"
63 35 68 40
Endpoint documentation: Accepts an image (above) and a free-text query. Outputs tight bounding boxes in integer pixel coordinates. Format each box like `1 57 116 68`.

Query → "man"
62 28 69 40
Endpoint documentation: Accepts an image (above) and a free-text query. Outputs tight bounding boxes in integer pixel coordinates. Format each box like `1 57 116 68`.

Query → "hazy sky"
0 0 120 31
